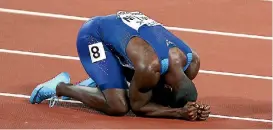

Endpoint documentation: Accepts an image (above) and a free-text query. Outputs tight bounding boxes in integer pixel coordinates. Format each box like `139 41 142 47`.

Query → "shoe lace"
49 95 59 108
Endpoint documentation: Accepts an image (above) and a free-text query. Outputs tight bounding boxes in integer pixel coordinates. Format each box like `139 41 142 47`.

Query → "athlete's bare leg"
56 83 129 116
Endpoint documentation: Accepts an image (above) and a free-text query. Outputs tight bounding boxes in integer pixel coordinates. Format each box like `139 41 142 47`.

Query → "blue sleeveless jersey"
79 11 192 74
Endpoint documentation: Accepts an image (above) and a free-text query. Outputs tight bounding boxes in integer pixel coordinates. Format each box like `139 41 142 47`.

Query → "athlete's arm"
184 51 200 80
129 70 197 120
129 70 180 118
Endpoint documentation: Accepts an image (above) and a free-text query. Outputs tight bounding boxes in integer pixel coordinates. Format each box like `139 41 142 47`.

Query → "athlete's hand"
196 103 210 121
177 102 198 121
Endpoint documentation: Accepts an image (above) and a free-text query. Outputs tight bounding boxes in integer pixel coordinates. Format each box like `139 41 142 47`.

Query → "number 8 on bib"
88 42 106 63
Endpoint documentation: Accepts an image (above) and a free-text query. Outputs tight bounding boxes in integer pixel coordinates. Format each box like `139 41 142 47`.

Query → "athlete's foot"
61 78 97 100
29 72 71 104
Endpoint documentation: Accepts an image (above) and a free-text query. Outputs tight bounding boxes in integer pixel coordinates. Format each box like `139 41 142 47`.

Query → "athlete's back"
97 12 193 72
76 11 194 90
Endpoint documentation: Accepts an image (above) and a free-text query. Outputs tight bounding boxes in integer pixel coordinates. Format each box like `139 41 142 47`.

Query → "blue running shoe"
77 78 97 87
61 78 96 100
29 72 71 104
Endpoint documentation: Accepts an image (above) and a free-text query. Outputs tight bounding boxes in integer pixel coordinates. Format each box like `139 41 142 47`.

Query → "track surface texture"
0 0 272 129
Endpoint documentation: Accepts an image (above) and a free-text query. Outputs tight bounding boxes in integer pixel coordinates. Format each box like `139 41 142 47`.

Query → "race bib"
117 11 161 31
88 42 106 63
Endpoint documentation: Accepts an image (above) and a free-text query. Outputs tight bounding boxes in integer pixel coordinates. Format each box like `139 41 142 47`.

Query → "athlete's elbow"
131 106 146 117
131 102 140 112
130 103 146 116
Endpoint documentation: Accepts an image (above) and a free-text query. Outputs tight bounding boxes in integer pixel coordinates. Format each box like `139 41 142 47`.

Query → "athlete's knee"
106 99 129 116
103 89 129 116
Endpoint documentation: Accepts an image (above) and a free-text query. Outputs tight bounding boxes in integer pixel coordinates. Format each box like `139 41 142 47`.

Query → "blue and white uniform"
77 11 192 90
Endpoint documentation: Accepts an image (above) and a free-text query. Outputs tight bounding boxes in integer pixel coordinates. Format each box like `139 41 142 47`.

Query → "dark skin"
55 36 209 119
56 83 129 116
186 51 210 121
126 37 210 120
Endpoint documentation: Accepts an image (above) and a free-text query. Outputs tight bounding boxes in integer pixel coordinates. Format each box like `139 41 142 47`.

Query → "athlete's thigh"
76 19 128 92
77 44 128 91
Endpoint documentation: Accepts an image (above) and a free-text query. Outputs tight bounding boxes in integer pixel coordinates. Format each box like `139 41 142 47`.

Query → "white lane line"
0 8 272 41
0 48 272 80
209 114 272 123
166 26 273 40
0 92 271 123
0 93 273 123
0 49 79 60
199 70 272 80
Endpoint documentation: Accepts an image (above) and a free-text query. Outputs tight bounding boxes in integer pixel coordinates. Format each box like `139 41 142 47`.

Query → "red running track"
0 0 271 129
